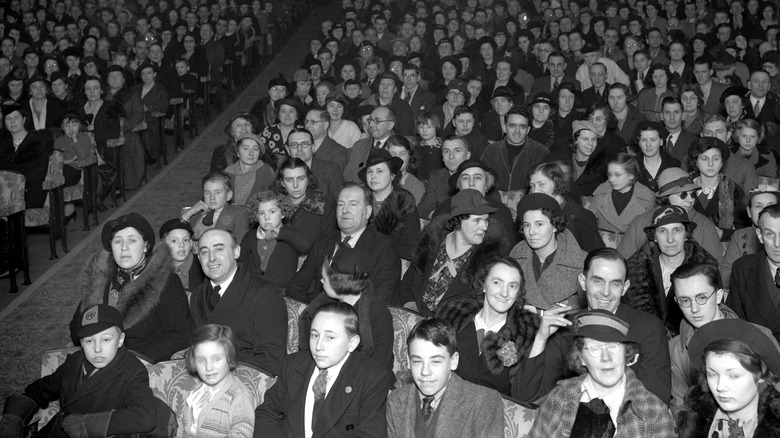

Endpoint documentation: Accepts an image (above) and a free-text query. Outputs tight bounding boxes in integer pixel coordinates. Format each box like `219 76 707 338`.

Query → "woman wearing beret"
70 212 194 362
0 105 53 209
676 319 780 437
529 310 675 437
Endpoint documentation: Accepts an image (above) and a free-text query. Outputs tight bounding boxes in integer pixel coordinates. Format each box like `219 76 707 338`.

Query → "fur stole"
676 381 780 438
716 173 737 230
436 296 540 375
74 243 175 329
298 189 326 216
371 188 417 235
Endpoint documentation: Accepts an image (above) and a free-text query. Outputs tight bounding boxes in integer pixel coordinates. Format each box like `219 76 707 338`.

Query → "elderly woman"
386 134 425 205
210 112 264 172
636 65 677 122
136 61 169 165
733 118 777 178
325 94 361 149
433 79 469 131
529 310 675 437
633 121 681 192
24 75 66 130
69 213 193 362
676 319 780 437
296 246 394 369
624 205 720 336
589 153 656 248
238 190 308 289
399 189 507 314
249 74 289 131
436 256 540 396
721 85 748 135
259 97 305 160
430 56 462 104
0 105 53 209
546 119 607 199
689 137 747 241
511 193 588 312
482 86 515 141
223 133 276 206
681 83 707 136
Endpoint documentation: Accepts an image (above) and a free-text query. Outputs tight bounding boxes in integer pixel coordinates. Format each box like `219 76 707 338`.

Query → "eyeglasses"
367 117 391 125
676 190 698 200
583 342 621 358
675 289 718 308
448 90 465 97
288 142 312 150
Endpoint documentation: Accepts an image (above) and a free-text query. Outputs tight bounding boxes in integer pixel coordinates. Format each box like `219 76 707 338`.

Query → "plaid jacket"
528 368 675 438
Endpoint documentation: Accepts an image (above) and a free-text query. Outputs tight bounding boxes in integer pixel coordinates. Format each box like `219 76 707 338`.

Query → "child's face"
606 6 617 16
63 119 81 136
409 338 458 397
176 62 189 75
344 84 360 98
193 340 231 386
203 180 232 210
80 326 125 369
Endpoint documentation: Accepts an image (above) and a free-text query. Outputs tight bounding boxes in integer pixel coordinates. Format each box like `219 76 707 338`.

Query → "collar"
341 226 367 246
750 95 766 105
768 257 780 276
210 265 238 294
581 373 627 427
418 377 450 411
317 350 350 386
474 312 506 333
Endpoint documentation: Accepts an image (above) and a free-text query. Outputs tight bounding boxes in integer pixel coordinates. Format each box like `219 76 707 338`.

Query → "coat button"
346 424 354 431
278 412 286 421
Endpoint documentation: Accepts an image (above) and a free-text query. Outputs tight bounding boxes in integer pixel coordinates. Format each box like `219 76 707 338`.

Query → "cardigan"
177 373 255 438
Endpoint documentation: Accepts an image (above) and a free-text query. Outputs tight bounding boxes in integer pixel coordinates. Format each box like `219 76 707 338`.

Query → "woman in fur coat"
69 212 194 362
436 256 539 396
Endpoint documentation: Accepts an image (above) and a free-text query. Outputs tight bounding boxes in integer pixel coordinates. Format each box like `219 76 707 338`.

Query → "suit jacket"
0 129 53 208
668 129 698 164
417 168 453 219
698 81 728 115
25 98 67 129
311 157 345 198
343 136 375 183
190 266 287 375
287 226 401 303
528 74 580 100
580 85 609 112
405 87 436 121
746 93 780 126
386 373 504 438
189 204 252 243
377 31 397 52
728 252 780 344
255 351 394 438
315 136 349 171
616 105 647 143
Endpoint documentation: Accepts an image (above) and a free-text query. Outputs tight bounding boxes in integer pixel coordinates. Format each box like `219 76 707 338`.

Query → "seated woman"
633 120 681 192
588 102 627 160
544 119 608 199
211 112 267 173
732 118 777 179
636 64 677 122
260 97 304 160
528 162 605 252
222 133 276 206
412 111 444 182
297 246 394 370
159 219 204 298
178 324 254 437
624 205 720 336
54 112 94 220
238 190 308 289
589 153 656 248
677 319 780 438
529 310 675 437
511 193 587 312
386 134 425 205
436 256 539 396
399 189 508 314
358 148 421 262
70 212 193 362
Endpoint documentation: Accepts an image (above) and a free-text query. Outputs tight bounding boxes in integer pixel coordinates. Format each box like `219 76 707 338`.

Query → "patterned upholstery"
63 154 97 203
499 190 523 222
284 296 308 354
25 152 63 227
0 171 26 216
502 396 537 438
388 306 423 386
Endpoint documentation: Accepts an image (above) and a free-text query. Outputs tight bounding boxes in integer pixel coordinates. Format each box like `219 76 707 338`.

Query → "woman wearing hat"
24 75 66 130
482 85 515 141
136 61 169 166
222 133 275 206
721 85 748 135
676 319 780 437
399 189 508 315
358 148 420 261
248 73 288 131
0 104 53 209
546 119 609 199
70 212 194 362
259 97 304 159
529 310 675 437
689 137 747 242
473 36 499 84
325 93 361 149
528 92 555 150
209 112 267 173
3 68 27 105
436 256 539 396
106 64 146 191
623 205 720 336
633 120 681 192
511 193 588 312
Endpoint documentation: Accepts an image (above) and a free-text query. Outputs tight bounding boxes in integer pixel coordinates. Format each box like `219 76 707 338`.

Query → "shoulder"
733 252 763 270
633 183 657 200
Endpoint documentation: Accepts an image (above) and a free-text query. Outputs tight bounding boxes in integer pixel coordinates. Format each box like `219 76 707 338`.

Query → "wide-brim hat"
101 212 155 251
643 205 695 234
274 97 303 115
491 85 514 100
448 159 499 189
744 178 780 208
688 319 780 376
516 193 563 220
358 149 404 183
656 167 701 198
158 218 194 239
529 92 552 108
568 309 637 344
449 189 497 218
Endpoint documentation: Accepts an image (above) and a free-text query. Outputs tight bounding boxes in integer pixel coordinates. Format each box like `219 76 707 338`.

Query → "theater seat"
388 305 424 387
284 296 308 354
502 395 538 438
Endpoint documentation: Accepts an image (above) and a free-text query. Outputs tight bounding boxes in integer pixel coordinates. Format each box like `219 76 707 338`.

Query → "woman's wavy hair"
530 162 570 196
248 190 296 222
588 102 618 130
472 256 527 307
275 156 319 193
731 118 766 147
385 134 419 177
184 324 238 375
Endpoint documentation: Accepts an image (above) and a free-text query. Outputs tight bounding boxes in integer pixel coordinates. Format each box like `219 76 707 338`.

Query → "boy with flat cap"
0 305 161 437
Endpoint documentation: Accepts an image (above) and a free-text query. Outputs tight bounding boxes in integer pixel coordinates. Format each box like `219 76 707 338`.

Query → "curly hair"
472 256 526 303
275 157 319 193
385 134 419 177
248 190 296 221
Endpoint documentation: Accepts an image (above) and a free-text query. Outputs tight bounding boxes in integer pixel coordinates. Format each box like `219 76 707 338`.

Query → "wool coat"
588 181 656 247
177 373 255 438
417 168 454 220
728 251 780 345
692 173 745 241
721 226 761 291
310 157 345 198
314 136 348 172
0 129 53 208
188 204 252 244
238 225 309 289
285 189 338 252
69 244 193 362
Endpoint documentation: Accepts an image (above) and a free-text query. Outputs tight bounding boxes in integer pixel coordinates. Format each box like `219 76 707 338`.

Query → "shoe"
64 211 77 225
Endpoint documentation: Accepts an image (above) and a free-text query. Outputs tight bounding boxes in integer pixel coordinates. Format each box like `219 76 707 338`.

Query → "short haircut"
759 203 780 223
276 157 318 192
567 336 639 374
661 96 683 110
185 324 238 374
442 133 470 151
313 301 360 337
583 247 628 275
608 152 640 184
407 318 458 356
202 171 233 192
453 105 476 119
338 181 373 211
286 127 314 145
504 106 530 124
671 262 721 290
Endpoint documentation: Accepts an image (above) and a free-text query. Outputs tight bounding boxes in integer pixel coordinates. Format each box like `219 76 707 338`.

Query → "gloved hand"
0 415 26 438
61 414 89 438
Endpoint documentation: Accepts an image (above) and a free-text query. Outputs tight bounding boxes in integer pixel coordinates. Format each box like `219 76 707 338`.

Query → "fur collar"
436 296 540 375
298 189 326 216
75 244 175 329
371 188 417 235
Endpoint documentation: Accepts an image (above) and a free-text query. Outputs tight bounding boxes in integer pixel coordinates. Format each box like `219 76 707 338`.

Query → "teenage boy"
181 171 251 243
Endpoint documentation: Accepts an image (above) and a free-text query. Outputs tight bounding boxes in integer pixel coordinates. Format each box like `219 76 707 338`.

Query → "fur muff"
74 243 175 329
436 296 540 375
371 188 417 235
298 189 326 216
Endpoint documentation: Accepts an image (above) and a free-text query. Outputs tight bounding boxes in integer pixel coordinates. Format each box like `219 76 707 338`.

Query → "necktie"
774 268 780 288
208 285 221 310
554 77 560 89
312 369 328 425
666 135 674 151
606 48 611 58
374 140 382 149
403 92 412 104
638 72 644 82
754 100 762 116
202 209 215 226
422 396 434 426
333 235 351 260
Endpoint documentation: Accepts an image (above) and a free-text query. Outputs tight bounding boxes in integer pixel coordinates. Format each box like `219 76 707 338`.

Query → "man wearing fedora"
363 71 414 136
343 106 398 183
574 44 630 90
286 127 344 198
306 108 349 172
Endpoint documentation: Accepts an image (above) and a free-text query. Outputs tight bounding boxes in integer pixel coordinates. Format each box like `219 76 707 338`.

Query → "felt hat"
330 246 371 279
448 159 499 189
234 133 266 153
274 97 303 115
516 193 563 220
358 149 404 183
569 309 636 344
101 212 155 251
688 319 780 375
449 189 497 218
571 120 603 139
158 218 194 239
643 205 695 234
529 92 553 107
656 168 701 198
719 85 748 104
491 85 514 100
76 304 125 338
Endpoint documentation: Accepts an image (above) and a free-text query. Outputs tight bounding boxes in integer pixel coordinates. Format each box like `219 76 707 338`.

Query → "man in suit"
182 171 251 243
745 70 780 130
580 63 611 110
190 228 287 375
528 51 580 100
401 63 435 121
574 44 630 89
255 302 394 438
364 71 415 136
373 14 397 53
343 106 397 183
610 83 647 143
661 96 698 163
602 28 626 62
307 108 349 172
287 128 344 198
287 182 401 303
199 23 224 84
728 204 780 344
514 248 672 405
386 318 504 437
418 135 470 219
694 57 727 115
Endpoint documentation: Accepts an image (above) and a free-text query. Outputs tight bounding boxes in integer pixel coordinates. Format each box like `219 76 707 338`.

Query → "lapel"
752 258 780 321
289 357 315 438
398 386 420 437
431 374 468 438
215 205 235 228
61 349 127 408
313 354 362 437
353 226 375 251
211 267 249 318
456 323 485 382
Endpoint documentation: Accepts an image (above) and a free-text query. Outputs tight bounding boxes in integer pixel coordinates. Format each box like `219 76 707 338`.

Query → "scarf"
108 257 147 307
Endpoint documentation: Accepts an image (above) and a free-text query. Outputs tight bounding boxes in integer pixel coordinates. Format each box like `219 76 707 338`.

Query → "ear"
715 288 724 304
626 353 639 367
117 331 126 348
578 272 587 291
233 243 241 260
450 351 460 370
757 226 765 245
226 190 233 202
621 279 631 297
347 334 361 352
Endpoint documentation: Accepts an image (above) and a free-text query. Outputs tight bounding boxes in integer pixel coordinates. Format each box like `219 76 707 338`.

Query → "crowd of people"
8 0 780 435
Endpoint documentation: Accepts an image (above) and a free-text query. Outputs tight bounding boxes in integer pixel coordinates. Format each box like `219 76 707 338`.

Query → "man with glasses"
529 51 579 99
305 108 348 171
343 106 397 182
287 126 344 197
401 63 435 121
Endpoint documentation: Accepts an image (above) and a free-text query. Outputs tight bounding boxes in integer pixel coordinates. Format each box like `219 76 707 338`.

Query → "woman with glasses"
529 310 675 437
680 84 707 136
617 35 644 77
433 80 468 134
248 74 289 132
689 137 747 242
430 56 462 105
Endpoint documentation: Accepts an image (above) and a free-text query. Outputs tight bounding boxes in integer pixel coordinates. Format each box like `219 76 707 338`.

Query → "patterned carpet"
0 3 341 406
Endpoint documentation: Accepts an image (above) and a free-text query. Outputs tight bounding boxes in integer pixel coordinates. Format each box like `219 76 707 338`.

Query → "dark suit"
616 105 647 144
188 204 252 243
417 168 453 219
528 74 580 100
287 226 401 303
746 93 780 127
728 252 780 344
667 129 698 164
343 136 375 183
310 157 345 198
314 136 348 171
255 351 394 438
0 129 53 208
190 266 287 375
404 86 436 121
698 81 728 115
580 84 609 111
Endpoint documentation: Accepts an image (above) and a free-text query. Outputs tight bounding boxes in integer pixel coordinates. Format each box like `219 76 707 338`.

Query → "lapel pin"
345 386 352 393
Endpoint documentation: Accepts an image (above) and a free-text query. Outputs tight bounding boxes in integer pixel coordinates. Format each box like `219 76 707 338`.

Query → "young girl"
732 118 777 179
413 112 444 182
179 324 255 437
55 112 95 220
